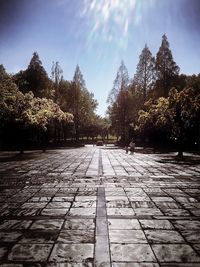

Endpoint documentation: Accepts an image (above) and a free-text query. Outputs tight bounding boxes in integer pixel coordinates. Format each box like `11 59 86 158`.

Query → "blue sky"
0 0 200 116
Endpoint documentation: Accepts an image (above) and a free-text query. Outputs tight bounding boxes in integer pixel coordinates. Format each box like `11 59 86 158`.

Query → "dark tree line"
0 52 107 150
107 34 200 156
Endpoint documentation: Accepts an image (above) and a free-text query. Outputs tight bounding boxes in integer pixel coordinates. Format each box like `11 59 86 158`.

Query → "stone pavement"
0 145 200 266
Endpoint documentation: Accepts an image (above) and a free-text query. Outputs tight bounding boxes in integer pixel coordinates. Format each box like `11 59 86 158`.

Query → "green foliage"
155 34 180 97
134 44 155 102
14 52 53 98
0 65 73 133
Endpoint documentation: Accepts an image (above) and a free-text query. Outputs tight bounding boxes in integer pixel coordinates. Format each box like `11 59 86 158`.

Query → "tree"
155 34 180 97
0 64 73 150
25 52 52 98
51 61 63 103
70 65 98 140
136 97 171 146
107 61 131 143
107 60 129 103
134 44 155 102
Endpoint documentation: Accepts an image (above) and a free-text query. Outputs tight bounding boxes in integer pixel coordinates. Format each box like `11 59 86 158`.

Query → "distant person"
129 139 135 154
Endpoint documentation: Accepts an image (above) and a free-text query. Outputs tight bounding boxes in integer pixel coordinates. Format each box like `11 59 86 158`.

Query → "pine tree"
107 61 130 143
107 60 129 103
155 34 180 97
26 52 51 98
72 65 97 140
51 61 63 103
134 44 155 102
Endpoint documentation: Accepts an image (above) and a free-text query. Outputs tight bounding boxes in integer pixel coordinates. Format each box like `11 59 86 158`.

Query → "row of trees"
0 52 108 150
107 35 200 155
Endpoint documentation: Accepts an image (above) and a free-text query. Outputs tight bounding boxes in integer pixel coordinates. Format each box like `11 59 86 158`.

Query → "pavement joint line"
95 187 111 267
98 149 103 176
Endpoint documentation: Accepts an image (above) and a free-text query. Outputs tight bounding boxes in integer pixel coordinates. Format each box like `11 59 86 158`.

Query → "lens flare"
82 0 144 46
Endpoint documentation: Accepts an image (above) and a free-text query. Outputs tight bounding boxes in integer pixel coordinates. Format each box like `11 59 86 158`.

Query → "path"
0 145 200 266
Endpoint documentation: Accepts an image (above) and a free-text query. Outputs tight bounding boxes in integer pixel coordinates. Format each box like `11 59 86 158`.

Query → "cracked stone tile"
106 196 128 201
107 208 135 216
28 196 51 202
52 197 74 202
45 202 71 209
31 219 64 230
193 244 200 253
174 197 198 203
180 230 200 243
8 244 53 262
110 230 147 243
21 203 47 209
151 197 175 202
0 231 22 242
75 196 96 202
190 209 200 216
63 218 95 230
72 201 96 208
57 230 94 243
155 202 182 209
162 208 190 216
0 220 32 230
112 264 159 267
18 231 58 243
106 200 131 208
69 208 96 216
111 243 156 262
108 219 141 230
131 201 156 208
181 203 200 209
134 208 163 216
173 220 200 230
152 244 200 262
41 208 68 216
0 246 8 260
47 263 93 267
140 220 174 230
145 230 184 243
12 208 41 216
49 244 94 263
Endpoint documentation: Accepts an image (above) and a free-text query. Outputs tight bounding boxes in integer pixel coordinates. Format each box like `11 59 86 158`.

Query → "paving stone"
180 230 200 243
47 263 93 267
0 147 200 265
107 200 131 208
112 264 159 267
134 208 163 216
144 230 185 243
152 244 200 262
140 220 174 229
8 244 53 261
63 218 95 230
110 244 156 262
49 244 94 262
31 219 64 230
18 231 58 243
68 208 96 216
107 208 135 216
108 219 141 229
0 220 32 230
110 230 147 243
173 220 200 230
162 209 191 216
0 231 22 242
57 230 94 243
0 246 7 260
72 201 96 208
41 208 68 216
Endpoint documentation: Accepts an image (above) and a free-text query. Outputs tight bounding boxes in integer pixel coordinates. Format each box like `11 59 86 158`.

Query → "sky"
0 0 200 116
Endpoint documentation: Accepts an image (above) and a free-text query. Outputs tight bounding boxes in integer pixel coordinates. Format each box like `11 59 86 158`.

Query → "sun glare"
82 0 141 45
